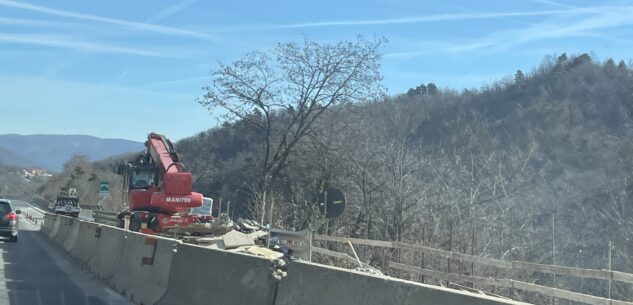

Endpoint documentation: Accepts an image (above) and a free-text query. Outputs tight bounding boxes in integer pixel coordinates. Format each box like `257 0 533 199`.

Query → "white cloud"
483 5 633 53
385 42 493 58
528 0 575 9
0 32 175 57
386 4 633 58
148 0 197 23
0 17 73 27
0 0 215 40
249 9 569 30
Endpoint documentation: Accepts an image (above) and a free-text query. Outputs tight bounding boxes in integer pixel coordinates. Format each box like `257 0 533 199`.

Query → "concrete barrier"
49 214 62 239
39 216 529 305
86 226 125 284
43 213 62 239
40 213 54 234
61 217 81 252
68 221 101 262
108 231 175 305
275 261 528 305
51 216 69 244
156 243 278 305
52 216 77 250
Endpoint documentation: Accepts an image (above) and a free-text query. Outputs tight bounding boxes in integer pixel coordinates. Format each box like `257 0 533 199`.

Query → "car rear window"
0 203 11 214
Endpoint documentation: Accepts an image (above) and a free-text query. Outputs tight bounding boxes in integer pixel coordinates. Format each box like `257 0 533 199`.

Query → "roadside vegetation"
0 165 48 199
41 39 633 302
183 48 633 302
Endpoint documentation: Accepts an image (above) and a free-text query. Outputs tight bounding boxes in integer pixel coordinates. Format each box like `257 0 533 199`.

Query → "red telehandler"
117 133 212 234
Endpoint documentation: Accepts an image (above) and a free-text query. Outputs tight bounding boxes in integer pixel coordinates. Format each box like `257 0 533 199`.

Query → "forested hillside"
38 155 128 212
42 51 633 303
0 165 49 199
175 53 633 302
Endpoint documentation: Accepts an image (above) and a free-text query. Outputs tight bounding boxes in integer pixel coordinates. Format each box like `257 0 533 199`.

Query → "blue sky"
2 0 633 141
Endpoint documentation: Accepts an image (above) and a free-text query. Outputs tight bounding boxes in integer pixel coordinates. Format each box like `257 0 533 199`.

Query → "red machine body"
122 133 208 233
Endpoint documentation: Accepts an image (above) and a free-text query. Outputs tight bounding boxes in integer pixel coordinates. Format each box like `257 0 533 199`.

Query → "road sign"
317 187 346 219
99 181 110 197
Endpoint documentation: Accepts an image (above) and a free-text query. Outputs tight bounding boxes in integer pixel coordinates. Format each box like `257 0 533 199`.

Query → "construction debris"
181 236 223 246
221 230 255 249
354 265 384 276
235 218 261 232
271 258 288 280
248 246 284 259
164 222 232 236
246 230 268 241
155 214 303 275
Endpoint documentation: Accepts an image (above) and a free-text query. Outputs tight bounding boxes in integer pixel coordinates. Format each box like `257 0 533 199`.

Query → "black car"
0 199 20 242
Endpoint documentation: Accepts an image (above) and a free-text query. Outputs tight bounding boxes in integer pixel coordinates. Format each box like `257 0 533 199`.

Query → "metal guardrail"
80 204 104 211
315 235 633 305
314 234 633 284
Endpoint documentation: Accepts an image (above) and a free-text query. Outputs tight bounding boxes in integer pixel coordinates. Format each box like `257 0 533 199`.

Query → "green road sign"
99 181 109 192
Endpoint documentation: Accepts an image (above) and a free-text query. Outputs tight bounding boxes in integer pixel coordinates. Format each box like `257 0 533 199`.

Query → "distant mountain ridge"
0 134 143 172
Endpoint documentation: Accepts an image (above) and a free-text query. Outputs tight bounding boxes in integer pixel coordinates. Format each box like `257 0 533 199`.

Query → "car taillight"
3 213 16 221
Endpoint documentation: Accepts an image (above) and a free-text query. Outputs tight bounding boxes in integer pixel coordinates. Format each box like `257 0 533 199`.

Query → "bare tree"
199 37 385 223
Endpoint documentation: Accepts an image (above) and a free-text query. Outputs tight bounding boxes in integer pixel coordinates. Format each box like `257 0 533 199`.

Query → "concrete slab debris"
222 230 255 249
229 246 284 260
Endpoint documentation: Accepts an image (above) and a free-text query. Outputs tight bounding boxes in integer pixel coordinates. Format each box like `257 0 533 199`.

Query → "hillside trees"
199 37 386 222
36 52 633 302
187 54 633 288
0 165 46 198
42 155 125 212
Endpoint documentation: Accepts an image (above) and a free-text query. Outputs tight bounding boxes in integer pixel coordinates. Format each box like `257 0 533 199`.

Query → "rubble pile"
164 213 379 280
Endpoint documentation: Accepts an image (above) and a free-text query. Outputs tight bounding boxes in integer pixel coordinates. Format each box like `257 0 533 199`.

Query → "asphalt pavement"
0 199 133 305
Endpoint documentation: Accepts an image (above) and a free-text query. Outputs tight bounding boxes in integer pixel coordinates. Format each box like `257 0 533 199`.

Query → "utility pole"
448 219 453 286
324 189 329 235
510 205 514 298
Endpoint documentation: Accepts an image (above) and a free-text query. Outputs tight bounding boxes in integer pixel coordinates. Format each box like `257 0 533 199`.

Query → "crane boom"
117 132 212 235
127 133 203 215
148 133 180 174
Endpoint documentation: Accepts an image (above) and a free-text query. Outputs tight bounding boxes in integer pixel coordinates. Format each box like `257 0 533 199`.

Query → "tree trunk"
259 188 267 225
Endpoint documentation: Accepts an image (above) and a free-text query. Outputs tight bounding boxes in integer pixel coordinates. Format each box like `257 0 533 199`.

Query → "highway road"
0 199 132 305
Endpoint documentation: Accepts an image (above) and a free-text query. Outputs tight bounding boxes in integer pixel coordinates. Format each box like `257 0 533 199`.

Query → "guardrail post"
608 240 612 301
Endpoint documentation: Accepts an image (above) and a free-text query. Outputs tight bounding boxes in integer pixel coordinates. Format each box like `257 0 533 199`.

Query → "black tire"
129 216 142 232
117 218 124 228
8 235 17 243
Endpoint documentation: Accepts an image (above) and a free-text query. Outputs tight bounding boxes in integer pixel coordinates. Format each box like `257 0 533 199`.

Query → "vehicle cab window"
131 167 155 189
